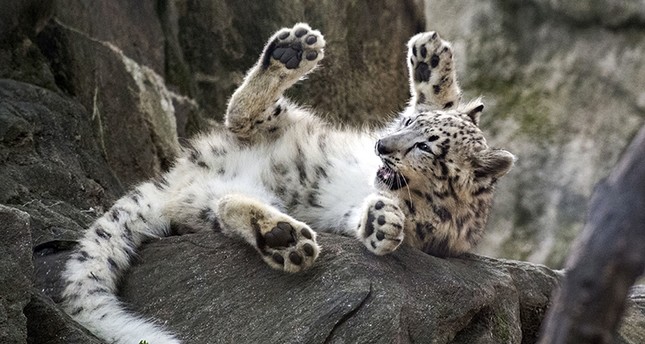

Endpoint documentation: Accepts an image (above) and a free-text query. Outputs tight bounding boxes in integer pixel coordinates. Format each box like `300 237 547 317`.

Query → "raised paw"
259 220 320 273
262 23 325 75
407 31 461 110
357 196 405 255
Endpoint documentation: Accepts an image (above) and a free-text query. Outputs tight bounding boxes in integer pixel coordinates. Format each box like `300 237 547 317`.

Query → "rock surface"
0 79 120 244
25 292 104 344
620 286 645 344
31 230 645 344
0 205 33 344
172 0 424 126
425 0 645 267
43 230 560 344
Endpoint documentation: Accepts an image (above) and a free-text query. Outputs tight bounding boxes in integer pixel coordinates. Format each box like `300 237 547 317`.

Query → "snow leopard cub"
62 23 514 344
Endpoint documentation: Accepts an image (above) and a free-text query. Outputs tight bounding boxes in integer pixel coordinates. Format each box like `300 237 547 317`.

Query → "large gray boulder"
34 230 560 344
31 229 645 344
424 0 645 267
123 232 645 344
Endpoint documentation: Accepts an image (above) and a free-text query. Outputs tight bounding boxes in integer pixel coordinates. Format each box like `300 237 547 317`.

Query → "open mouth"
376 164 408 191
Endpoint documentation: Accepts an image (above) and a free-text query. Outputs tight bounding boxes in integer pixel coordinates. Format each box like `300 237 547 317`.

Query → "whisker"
403 176 413 208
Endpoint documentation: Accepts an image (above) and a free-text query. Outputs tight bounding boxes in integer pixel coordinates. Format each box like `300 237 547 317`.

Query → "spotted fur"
62 24 513 343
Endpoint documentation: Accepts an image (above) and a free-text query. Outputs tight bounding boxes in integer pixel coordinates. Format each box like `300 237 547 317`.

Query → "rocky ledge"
35 228 560 343
25 225 645 344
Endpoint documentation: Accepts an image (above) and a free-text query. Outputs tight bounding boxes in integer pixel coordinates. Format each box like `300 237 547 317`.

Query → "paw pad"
264 221 296 248
289 251 302 265
305 35 317 45
303 243 315 256
358 196 405 255
305 51 318 61
272 253 284 264
264 23 325 71
294 28 308 37
408 31 453 83
260 218 319 273
271 43 303 69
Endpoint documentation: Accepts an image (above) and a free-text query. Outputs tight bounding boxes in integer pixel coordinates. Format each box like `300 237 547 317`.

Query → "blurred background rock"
426 1 645 267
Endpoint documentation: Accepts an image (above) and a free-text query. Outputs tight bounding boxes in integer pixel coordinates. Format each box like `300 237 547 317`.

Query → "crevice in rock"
156 0 195 98
34 23 75 95
323 283 373 344
449 306 492 344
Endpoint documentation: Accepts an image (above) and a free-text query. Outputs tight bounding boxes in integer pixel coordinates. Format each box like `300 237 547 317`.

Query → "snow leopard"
62 23 514 344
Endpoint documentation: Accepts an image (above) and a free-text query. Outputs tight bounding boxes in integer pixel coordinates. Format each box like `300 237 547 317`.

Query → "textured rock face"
621 286 645 343
0 79 119 244
425 0 645 267
25 292 104 344
37 20 180 186
30 231 645 344
91 232 562 344
173 0 424 125
0 205 32 344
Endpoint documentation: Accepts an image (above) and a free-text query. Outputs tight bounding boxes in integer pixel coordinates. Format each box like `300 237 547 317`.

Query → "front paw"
262 23 325 73
357 196 405 255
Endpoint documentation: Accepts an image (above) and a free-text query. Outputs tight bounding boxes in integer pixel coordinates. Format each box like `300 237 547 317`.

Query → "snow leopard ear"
473 149 515 179
463 101 484 126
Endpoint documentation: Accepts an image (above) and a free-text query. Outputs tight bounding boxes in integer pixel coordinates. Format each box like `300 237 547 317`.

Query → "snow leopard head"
375 101 514 196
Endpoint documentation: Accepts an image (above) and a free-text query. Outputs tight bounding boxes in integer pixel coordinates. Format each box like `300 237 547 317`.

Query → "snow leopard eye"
416 142 432 153
403 118 412 127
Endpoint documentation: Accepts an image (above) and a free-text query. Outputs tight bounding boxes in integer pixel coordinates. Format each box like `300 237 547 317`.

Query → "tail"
62 180 180 344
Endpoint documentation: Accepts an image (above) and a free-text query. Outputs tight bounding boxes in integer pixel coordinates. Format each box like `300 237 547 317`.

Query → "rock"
173 0 424 125
30 241 104 343
618 287 645 344
527 0 645 28
119 231 560 343
0 0 53 38
49 0 211 137
36 21 180 186
33 241 75 304
53 0 166 77
24 292 105 344
31 231 645 344
0 79 121 244
424 1 645 267
0 0 56 91
0 205 33 344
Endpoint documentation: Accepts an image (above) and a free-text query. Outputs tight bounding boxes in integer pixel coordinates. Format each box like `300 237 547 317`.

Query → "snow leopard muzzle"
376 164 408 191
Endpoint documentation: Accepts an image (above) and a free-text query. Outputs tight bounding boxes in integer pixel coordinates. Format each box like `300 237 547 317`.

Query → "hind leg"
407 31 462 111
215 194 320 273
226 23 325 141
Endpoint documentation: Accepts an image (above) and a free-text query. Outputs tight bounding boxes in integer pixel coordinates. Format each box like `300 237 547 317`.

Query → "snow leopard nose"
376 139 394 155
